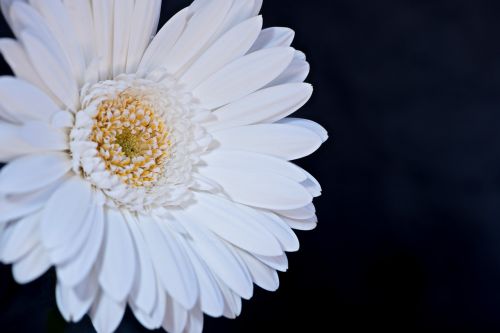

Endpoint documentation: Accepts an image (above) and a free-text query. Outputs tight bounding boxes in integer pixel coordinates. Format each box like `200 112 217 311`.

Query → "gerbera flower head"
0 0 327 332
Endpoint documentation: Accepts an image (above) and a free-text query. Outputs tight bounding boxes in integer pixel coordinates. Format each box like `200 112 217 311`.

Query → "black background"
2 0 500 332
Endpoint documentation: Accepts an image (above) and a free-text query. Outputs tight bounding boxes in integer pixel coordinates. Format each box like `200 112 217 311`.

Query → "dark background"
2 0 500 332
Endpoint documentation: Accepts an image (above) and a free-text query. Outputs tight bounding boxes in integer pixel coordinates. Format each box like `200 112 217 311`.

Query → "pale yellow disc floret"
90 92 170 187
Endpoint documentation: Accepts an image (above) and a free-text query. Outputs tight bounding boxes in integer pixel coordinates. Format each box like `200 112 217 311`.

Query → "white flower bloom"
0 0 327 332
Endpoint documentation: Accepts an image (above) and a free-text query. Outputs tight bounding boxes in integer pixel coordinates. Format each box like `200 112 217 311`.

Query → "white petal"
278 117 329 142
90 291 126 333
29 0 86 84
139 216 198 310
249 210 300 252
56 273 97 323
19 121 68 151
138 8 189 75
0 76 60 123
202 150 307 182
12 243 51 284
255 254 289 272
49 200 96 264
162 0 233 74
0 39 56 104
217 278 242 318
40 176 92 249
19 31 79 109
163 295 188 333
282 215 318 231
0 211 41 263
194 47 294 109
207 83 312 131
57 203 104 286
92 0 114 80
212 0 256 39
0 152 70 195
252 0 263 15
131 279 165 330
111 0 134 77
249 27 295 52
189 193 284 255
172 209 253 300
125 212 157 314
98 208 136 303
276 203 316 220
0 122 38 162
181 237 224 317
62 0 95 64
268 51 310 86
184 307 204 333
0 180 63 224
125 0 162 73
180 16 263 91
236 248 280 292
212 123 323 160
199 166 312 211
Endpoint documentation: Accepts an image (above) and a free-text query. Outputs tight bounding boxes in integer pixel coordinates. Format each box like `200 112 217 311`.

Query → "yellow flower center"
90 92 170 187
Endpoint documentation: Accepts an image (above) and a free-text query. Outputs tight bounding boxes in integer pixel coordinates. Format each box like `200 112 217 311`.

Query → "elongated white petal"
0 77 61 123
212 123 323 160
57 203 104 286
111 0 134 77
62 0 95 64
207 83 313 131
163 295 188 333
194 47 294 109
1 212 41 263
180 237 225 317
20 121 68 151
255 254 289 272
0 39 56 102
184 307 204 333
125 212 157 314
29 0 86 84
212 0 255 39
278 117 329 143
180 16 263 90
282 215 318 231
19 31 78 109
162 0 233 74
172 209 253 300
139 216 198 310
131 279 165 330
98 208 136 303
268 51 310 86
49 201 96 264
249 27 295 52
92 0 114 80
138 8 189 75
202 150 306 182
12 244 51 284
199 166 312 211
0 180 63 224
0 122 38 162
192 193 285 255
125 0 162 73
276 203 316 220
41 176 92 249
252 0 263 15
90 291 126 333
56 274 97 323
0 152 70 195
236 249 280 292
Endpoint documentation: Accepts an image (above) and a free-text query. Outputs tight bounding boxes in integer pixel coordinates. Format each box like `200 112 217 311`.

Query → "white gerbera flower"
0 0 327 332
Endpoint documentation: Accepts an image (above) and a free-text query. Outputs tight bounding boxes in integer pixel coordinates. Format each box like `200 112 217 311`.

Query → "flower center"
90 92 170 188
